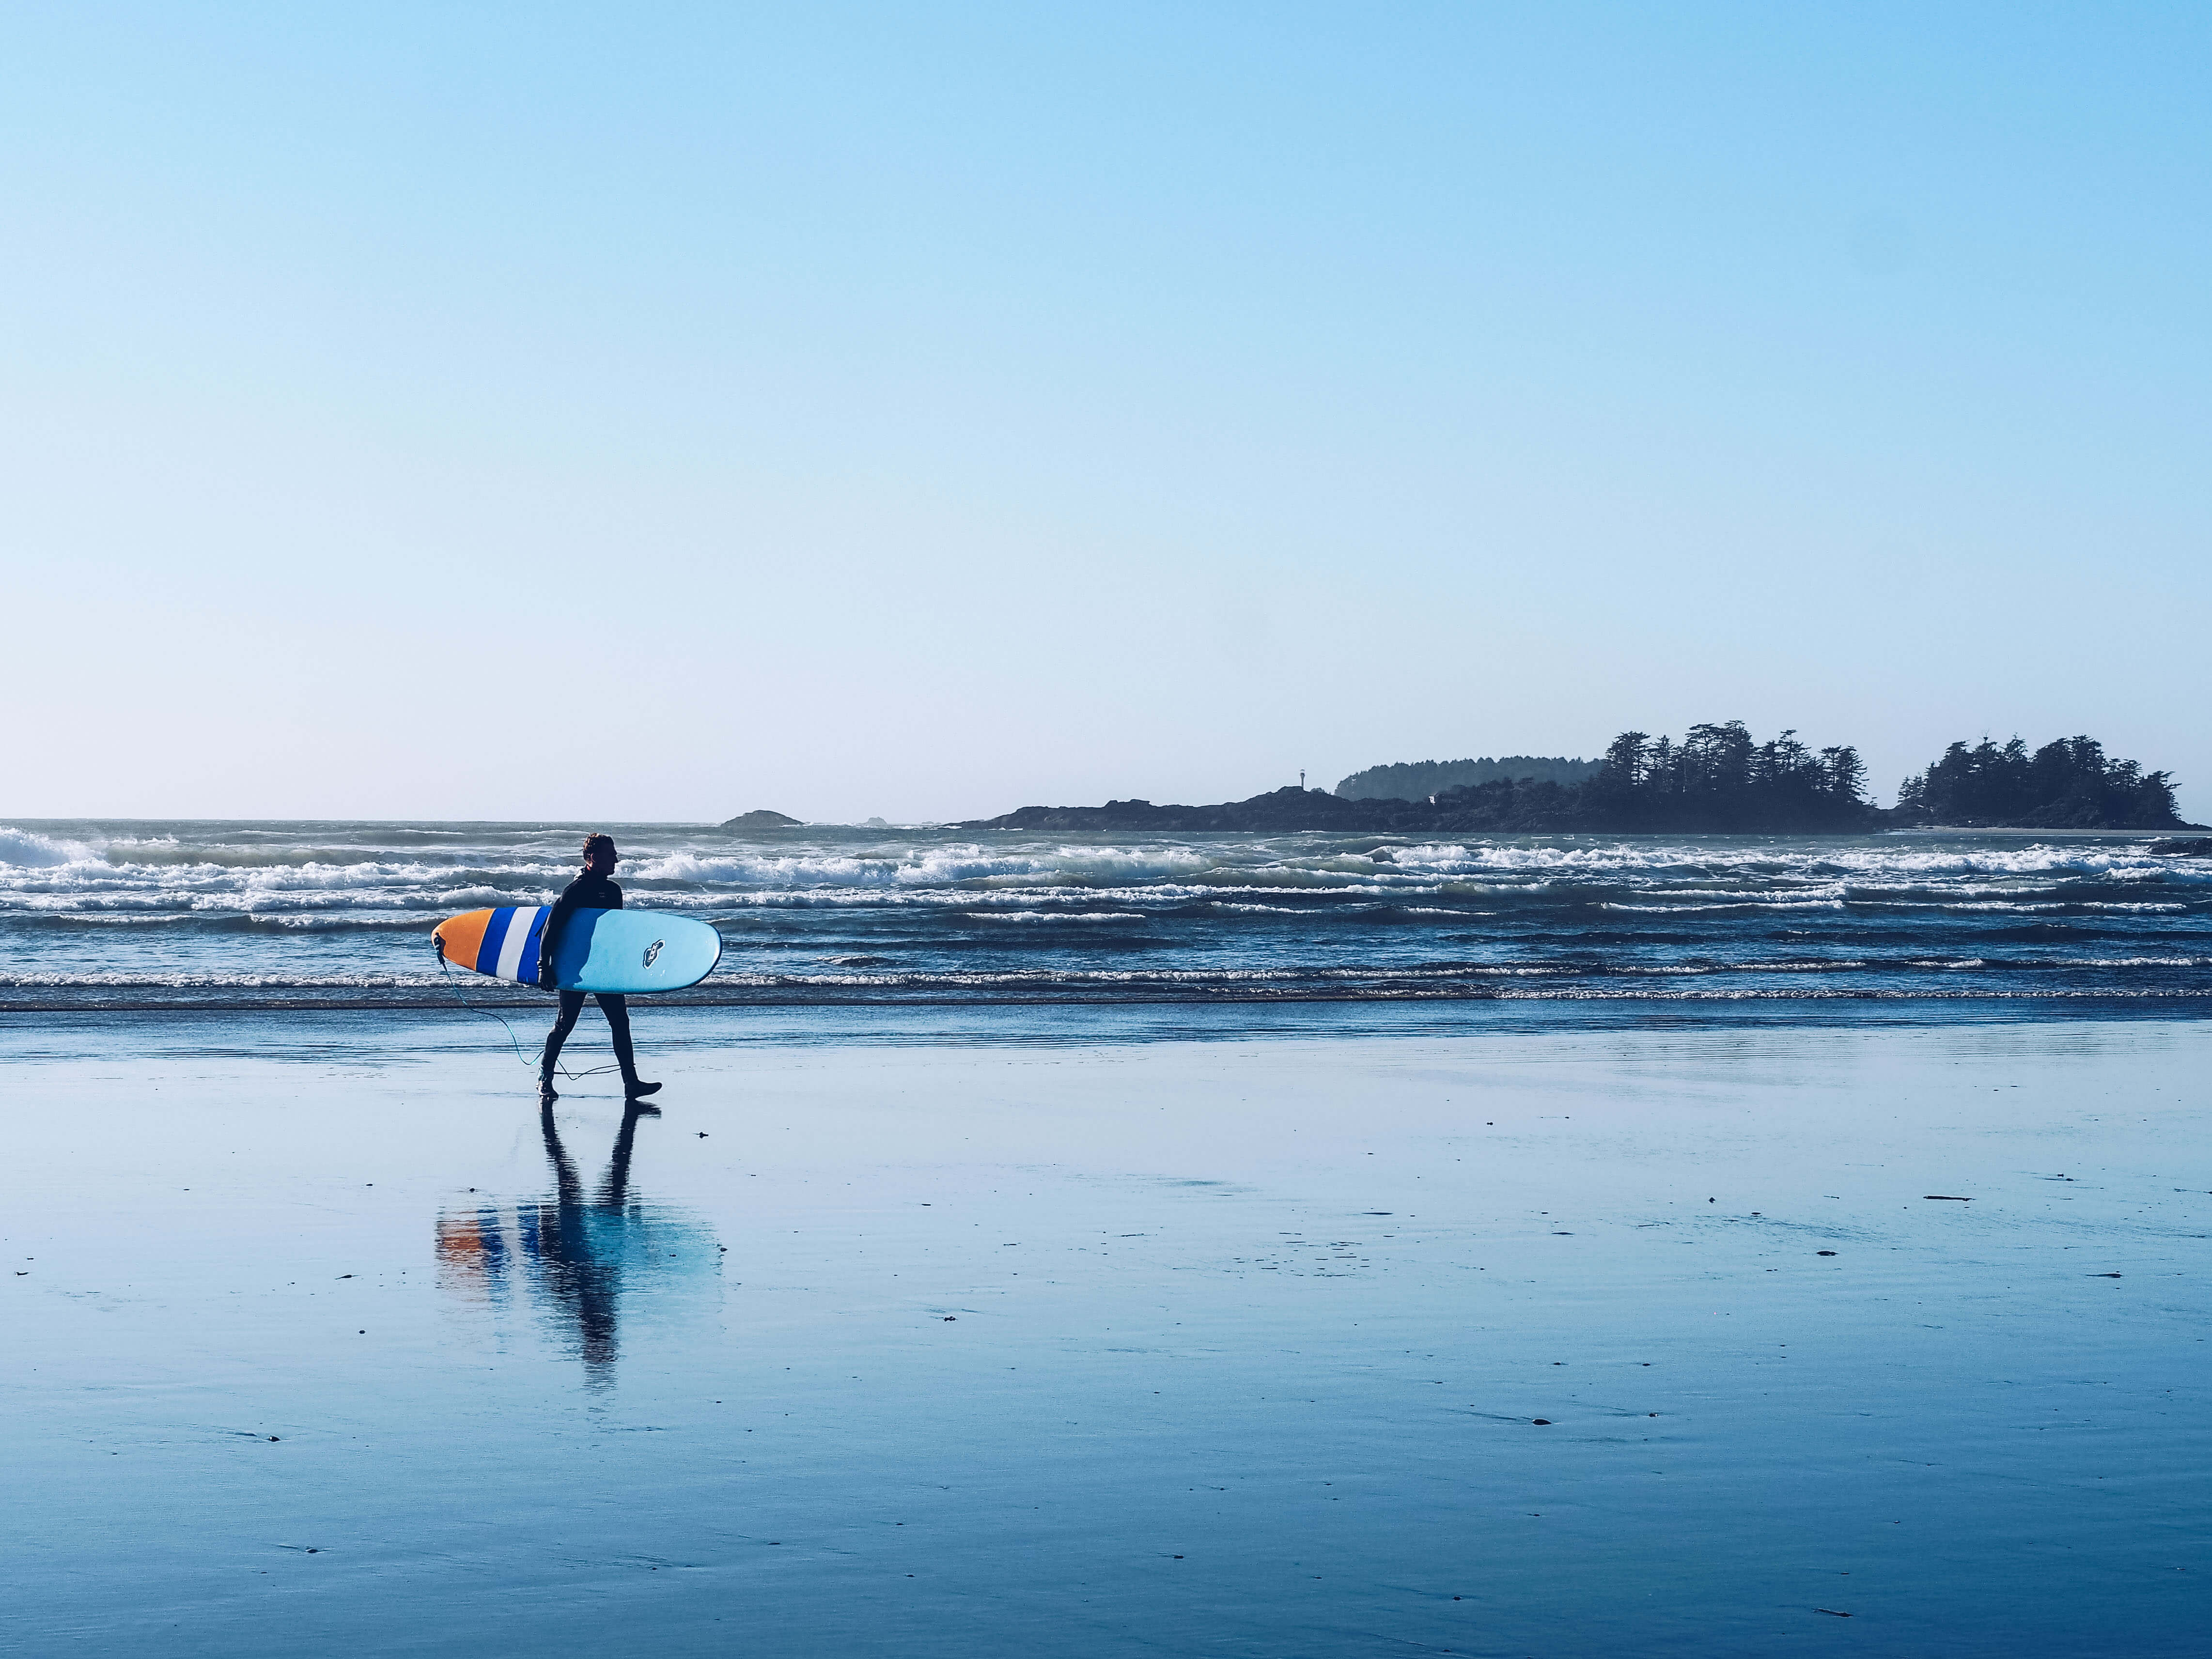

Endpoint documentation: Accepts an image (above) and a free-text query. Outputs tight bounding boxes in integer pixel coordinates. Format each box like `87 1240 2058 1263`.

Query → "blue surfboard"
435 907 723 994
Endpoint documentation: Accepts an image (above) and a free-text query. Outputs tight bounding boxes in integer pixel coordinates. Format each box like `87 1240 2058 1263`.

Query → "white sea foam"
965 911 1155 925
0 971 447 988
629 843 1214 889
1601 900 1851 914
1 820 2205 1011
0 827 100 868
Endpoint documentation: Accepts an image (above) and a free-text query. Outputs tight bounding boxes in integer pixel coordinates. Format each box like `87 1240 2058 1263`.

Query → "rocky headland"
965 722 2196 836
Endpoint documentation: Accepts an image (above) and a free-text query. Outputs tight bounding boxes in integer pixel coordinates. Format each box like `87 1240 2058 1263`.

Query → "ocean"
3 818 2208 1013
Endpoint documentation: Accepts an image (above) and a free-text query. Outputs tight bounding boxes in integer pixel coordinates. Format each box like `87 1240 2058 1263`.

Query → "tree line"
1894 735 2181 829
1417 722 1872 832
1369 722 2183 832
973 722 2188 833
1336 755 1601 801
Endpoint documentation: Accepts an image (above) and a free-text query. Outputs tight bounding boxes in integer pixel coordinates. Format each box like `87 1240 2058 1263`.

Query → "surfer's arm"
538 879 585 989
536 905 564 988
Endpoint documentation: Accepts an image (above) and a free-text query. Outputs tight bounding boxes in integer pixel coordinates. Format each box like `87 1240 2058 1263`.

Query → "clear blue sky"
4 3 2206 821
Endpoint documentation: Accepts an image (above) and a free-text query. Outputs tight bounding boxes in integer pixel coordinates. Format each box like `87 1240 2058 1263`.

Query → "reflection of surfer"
538 834 659 1104
533 1099 655 1385
436 1101 718 1389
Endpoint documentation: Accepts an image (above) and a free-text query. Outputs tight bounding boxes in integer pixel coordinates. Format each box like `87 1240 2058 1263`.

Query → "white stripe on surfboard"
495 907 543 982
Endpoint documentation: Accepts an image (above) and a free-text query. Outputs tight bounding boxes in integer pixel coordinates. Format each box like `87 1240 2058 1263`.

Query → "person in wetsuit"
537 833 660 1103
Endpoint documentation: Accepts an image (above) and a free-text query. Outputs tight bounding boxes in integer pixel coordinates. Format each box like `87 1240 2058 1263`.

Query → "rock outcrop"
966 784 1614 834
719 809 803 828
965 788 1411 833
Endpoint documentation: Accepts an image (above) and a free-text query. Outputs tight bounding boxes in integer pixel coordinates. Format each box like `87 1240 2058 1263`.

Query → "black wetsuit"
539 870 640 1089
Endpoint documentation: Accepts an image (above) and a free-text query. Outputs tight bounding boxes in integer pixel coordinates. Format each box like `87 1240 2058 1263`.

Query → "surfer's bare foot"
538 1080 559 1103
625 1080 662 1099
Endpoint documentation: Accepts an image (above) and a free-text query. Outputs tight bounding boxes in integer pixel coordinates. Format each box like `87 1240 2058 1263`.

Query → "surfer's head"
582 833 618 875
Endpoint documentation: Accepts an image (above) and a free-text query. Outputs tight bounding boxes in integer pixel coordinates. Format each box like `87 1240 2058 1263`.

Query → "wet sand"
5 1008 2209 1655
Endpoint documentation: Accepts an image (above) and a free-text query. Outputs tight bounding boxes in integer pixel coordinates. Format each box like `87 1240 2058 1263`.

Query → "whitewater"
2 819 2209 1012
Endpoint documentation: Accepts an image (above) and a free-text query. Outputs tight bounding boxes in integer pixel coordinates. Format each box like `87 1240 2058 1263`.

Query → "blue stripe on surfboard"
515 908 549 984
476 907 514 977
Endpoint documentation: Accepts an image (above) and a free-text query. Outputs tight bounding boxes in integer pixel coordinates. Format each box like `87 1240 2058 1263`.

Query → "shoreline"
9 994 2212 1062
8 985 2212 1014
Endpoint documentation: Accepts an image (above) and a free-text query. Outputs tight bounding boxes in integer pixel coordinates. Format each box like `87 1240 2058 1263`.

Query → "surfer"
538 833 661 1103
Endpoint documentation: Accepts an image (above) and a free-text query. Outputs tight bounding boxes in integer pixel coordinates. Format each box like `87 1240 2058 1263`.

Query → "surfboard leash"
434 947 620 1080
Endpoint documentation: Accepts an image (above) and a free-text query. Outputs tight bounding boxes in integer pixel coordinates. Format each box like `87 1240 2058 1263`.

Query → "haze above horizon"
5 4 2207 822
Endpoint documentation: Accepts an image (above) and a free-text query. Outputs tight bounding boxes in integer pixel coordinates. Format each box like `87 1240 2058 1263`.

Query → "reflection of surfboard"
434 907 722 993
436 1199 723 1376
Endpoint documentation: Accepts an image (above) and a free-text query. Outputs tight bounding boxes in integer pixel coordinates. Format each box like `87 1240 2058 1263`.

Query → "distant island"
1890 736 2184 829
1336 755 1601 800
719 808 803 828
966 723 2194 834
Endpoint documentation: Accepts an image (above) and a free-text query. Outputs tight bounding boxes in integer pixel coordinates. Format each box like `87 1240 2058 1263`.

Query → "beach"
7 1003 2208 1655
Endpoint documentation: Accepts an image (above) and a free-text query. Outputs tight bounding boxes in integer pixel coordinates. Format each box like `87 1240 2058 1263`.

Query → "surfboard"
433 907 723 994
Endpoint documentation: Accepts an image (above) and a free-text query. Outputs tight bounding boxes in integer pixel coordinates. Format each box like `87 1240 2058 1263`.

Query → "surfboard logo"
642 939 664 968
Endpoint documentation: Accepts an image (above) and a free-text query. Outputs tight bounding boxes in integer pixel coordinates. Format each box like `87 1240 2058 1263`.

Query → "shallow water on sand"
4 1008 2210 1655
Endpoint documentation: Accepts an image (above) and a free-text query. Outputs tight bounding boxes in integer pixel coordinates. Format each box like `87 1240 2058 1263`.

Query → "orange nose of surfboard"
433 909 493 972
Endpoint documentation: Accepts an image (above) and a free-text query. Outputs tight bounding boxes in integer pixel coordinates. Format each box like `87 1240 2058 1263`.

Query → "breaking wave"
0 827 99 868
1 819 2207 1012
